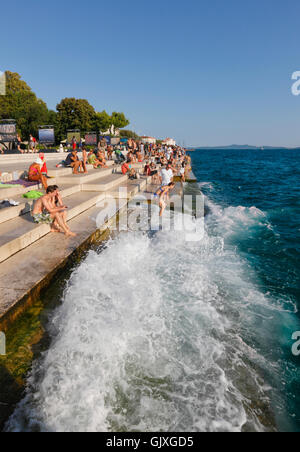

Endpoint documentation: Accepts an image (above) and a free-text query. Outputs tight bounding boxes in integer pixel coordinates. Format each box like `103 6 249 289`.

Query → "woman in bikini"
28 158 48 190
155 182 175 217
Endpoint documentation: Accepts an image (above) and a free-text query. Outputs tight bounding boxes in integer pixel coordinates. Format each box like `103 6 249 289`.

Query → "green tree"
94 110 111 133
119 129 140 140
0 71 50 139
94 111 130 135
110 111 130 133
0 71 131 144
56 98 96 142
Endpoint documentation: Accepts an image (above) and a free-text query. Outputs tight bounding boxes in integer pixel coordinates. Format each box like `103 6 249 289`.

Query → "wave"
6 194 298 432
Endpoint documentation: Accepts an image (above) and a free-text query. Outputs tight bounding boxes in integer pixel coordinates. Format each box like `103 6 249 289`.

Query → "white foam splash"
7 197 296 433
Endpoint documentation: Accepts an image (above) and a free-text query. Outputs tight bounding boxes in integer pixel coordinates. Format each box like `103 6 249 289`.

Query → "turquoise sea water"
6 148 300 432
191 148 300 431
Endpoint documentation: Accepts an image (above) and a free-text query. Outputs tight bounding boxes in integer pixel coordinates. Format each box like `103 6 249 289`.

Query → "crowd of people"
22 138 191 234
140 143 191 216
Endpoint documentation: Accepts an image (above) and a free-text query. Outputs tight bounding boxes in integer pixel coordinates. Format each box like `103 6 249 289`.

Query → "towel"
23 191 44 199
7 179 39 187
0 183 23 188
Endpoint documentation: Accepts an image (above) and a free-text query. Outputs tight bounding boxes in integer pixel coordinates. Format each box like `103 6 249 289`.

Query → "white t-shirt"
161 168 173 186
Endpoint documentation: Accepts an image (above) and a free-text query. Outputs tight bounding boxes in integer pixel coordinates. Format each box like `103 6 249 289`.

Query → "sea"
6 148 300 432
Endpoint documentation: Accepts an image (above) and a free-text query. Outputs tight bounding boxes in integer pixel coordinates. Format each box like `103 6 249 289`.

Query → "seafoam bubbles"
6 211 279 432
7 193 297 433
204 198 272 240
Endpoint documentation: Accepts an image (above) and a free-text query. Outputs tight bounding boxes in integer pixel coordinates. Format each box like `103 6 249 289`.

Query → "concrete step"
106 177 149 199
0 198 129 326
81 174 128 192
47 161 114 178
0 181 47 200
55 167 116 185
47 167 73 177
0 185 81 225
0 191 105 263
0 152 84 165
0 156 115 181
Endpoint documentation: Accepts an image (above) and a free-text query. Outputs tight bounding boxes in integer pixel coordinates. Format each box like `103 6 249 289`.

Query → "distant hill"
188 144 300 150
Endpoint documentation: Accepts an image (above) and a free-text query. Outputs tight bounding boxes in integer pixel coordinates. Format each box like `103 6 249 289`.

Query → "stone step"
0 198 128 326
47 161 114 178
0 185 81 225
81 174 128 192
0 180 55 201
0 152 84 165
106 177 149 199
55 167 116 185
47 167 73 177
0 191 105 264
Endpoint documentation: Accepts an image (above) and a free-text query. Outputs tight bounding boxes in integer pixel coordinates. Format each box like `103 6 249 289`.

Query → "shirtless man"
32 185 76 237
48 185 73 235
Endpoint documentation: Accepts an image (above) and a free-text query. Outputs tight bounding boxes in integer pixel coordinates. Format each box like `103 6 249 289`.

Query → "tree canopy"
94 110 112 133
110 112 130 131
0 71 131 142
55 98 97 142
0 71 51 139
119 129 140 140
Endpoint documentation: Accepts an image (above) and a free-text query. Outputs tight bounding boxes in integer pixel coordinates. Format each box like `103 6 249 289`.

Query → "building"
162 138 176 146
141 136 157 145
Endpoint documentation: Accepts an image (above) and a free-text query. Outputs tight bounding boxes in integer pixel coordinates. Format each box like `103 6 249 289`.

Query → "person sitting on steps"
28 158 48 190
65 150 87 174
32 185 76 237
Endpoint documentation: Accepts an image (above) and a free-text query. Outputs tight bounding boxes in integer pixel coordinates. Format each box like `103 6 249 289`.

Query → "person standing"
155 182 175 217
180 163 186 182
39 153 48 176
160 163 174 186
29 135 35 153
82 145 88 170
16 134 23 153
72 136 77 151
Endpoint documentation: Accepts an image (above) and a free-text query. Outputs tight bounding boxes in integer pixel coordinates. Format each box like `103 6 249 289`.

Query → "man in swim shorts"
32 185 76 237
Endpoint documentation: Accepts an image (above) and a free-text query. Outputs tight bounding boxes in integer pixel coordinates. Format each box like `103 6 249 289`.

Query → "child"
82 146 88 172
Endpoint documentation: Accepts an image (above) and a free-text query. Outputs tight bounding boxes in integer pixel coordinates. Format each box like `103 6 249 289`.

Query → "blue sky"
2 0 300 146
